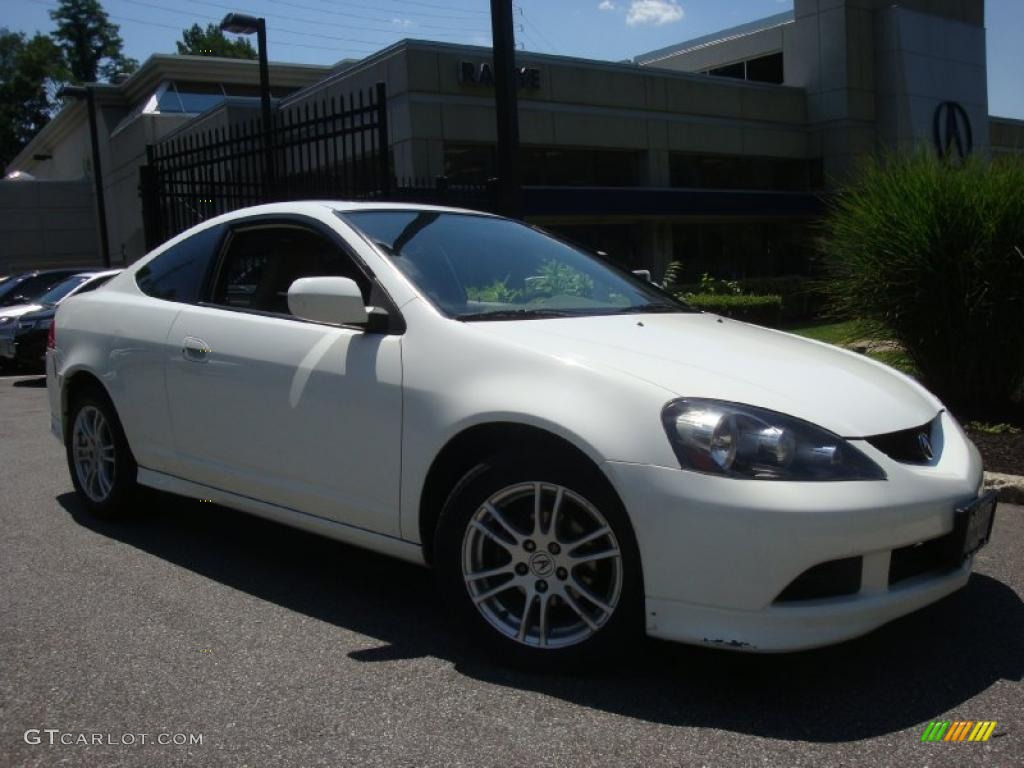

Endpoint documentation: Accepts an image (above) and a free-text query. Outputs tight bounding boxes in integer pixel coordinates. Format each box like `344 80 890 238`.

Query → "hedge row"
681 293 783 327
670 275 824 321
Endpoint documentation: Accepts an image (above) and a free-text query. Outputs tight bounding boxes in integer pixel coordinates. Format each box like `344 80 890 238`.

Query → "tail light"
46 316 56 350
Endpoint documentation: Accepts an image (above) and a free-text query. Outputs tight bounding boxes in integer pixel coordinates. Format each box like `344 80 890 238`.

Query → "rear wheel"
66 388 138 518
435 453 642 670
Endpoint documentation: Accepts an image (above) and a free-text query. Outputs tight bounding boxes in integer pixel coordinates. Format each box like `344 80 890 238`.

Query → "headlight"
661 399 886 481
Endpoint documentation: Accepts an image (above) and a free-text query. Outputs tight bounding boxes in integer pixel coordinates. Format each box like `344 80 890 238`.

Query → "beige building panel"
519 107 556 145
440 103 497 143
989 118 1024 152
548 66 648 111
645 120 669 151
665 78 743 119
739 87 806 122
551 112 648 149
669 122 745 155
643 76 669 112
406 100 443 142
741 126 808 157
43 227 99 256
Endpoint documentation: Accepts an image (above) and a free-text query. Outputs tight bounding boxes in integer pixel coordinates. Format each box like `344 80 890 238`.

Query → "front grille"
774 556 862 603
865 416 939 463
889 532 960 585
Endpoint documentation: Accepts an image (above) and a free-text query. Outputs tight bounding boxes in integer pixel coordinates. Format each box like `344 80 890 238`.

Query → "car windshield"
36 275 89 305
339 210 691 320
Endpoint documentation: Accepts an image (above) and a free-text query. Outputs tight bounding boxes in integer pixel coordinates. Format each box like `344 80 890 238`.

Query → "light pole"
489 0 521 218
220 12 275 194
62 85 110 267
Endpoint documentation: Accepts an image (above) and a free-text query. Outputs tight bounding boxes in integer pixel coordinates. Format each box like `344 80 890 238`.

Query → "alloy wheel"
461 481 623 649
72 405 116 503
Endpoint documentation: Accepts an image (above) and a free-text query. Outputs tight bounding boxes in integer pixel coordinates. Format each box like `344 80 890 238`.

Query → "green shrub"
821 153 1024 412
738 275 826 321
668 272 824 321
682 293 783 327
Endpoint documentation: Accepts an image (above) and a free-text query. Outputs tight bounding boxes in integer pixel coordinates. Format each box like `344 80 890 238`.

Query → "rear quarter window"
135 226 222 303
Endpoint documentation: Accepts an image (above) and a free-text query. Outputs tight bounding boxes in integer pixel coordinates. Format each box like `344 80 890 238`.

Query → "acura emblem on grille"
917 432 934 461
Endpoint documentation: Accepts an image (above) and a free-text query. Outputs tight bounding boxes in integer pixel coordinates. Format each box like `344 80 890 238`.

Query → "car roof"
199 200 499 227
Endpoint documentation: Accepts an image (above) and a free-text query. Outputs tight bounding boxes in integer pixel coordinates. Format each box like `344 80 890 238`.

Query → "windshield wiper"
455 308 578 321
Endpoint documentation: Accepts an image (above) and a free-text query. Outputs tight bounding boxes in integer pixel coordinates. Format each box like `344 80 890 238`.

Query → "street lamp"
220 12 275 192
61 84 111 267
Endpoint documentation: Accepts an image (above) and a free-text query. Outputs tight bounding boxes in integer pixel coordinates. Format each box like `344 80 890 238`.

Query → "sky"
6 0 1024 119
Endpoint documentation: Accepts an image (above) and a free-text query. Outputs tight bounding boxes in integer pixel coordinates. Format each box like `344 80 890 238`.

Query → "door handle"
182 336 211 363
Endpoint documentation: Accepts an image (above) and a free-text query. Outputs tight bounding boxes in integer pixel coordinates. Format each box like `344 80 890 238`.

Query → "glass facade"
706 52 785 84
154 81 299 115
670 153 823 191
671 220 814 280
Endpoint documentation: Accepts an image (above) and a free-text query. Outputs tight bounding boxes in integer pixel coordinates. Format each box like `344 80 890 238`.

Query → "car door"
105 225 225 476
162 216 403 537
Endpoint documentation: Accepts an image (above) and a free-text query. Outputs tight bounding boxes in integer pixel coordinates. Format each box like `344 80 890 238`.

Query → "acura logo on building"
933 101 973 161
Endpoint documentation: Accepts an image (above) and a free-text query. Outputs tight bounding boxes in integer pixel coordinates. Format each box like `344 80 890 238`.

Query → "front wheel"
66 388 138 518
435 454 643 670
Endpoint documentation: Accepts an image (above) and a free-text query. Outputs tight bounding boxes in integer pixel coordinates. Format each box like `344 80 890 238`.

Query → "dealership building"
5 0 1022 278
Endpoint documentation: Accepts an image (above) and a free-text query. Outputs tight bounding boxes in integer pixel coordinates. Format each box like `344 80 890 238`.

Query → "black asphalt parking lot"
1 374 1021 768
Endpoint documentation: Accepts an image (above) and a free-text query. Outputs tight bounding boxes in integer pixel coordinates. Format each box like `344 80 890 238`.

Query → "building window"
670 153 823 191
746 52 784 84
706 52 784 85
671 221 814 280
152 80 298 115
708 61 746 80
443 144 642 187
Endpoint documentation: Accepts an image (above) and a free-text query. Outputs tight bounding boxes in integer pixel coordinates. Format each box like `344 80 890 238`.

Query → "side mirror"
287 277 368 326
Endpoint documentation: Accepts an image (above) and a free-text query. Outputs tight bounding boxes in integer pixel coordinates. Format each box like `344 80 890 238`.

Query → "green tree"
176 23 256 59
50 0 137 83
0 28 66 170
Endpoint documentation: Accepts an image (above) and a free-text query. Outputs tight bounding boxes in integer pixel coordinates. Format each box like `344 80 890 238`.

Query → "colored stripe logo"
921 721 997 742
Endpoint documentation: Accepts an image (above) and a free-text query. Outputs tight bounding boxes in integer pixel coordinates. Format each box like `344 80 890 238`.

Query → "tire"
435 452 643 671
65 386 138 518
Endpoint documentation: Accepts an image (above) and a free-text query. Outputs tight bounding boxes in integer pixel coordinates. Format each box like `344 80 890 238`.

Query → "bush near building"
683 293 783 326
820 153 1024 416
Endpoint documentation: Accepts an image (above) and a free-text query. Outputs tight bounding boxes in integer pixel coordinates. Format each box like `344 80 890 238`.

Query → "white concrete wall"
0 180 98 272
874 5 989 153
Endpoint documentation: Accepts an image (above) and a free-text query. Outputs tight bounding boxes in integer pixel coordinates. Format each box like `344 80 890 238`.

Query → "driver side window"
211 224 370 316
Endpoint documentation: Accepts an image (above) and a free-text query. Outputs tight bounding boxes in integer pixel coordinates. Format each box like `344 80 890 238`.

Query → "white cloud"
598 0 616 10
626 0 684 26
391 18 414 27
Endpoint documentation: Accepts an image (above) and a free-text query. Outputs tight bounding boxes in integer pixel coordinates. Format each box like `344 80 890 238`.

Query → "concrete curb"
984 472 1024 505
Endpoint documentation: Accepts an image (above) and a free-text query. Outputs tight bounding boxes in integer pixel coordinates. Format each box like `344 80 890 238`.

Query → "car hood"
470 312 941 437
0 303 43 324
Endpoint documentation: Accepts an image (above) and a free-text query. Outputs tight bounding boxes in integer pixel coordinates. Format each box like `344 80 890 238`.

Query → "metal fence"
139 83 495 248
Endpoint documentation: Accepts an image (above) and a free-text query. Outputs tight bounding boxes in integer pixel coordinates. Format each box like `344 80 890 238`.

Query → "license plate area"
953 490 998 561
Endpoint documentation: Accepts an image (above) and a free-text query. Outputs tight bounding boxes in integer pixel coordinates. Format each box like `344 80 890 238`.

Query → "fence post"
139 145 161 252
375 82 390 198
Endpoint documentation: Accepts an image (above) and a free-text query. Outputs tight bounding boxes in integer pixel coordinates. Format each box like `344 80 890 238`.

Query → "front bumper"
606 410 986 651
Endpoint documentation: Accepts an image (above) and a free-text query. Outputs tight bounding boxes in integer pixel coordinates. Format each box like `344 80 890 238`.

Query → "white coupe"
46 202 996 669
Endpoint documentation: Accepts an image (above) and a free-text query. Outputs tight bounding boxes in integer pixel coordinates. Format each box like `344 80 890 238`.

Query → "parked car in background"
0 270 120 372
0 268 101 308
46 202 995 670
